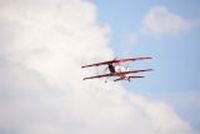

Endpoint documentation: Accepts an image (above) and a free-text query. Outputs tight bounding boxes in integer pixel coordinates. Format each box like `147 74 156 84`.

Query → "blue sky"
94 0 200 131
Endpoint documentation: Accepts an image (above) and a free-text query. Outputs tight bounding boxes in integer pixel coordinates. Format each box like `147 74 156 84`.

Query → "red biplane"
82 57 153 82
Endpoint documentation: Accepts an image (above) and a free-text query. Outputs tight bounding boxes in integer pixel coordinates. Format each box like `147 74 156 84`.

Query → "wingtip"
147 69 154 71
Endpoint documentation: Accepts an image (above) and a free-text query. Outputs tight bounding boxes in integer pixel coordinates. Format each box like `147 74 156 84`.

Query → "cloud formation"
142 6 197 37
0 0 193 134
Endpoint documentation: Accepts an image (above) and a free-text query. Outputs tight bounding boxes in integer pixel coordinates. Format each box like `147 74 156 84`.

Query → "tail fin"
128 76 145 79
113 76 145 82
113 78 124 82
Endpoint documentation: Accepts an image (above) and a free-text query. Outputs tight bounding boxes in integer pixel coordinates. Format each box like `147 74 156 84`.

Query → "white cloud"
0 0 194 134
142 6 195 37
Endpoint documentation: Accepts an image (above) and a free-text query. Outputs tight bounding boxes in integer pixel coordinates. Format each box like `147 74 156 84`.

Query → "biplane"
81 57 153 82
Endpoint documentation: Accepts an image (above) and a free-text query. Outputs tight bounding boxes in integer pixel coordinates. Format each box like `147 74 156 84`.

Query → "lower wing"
83 73 114 80
83 69 153 80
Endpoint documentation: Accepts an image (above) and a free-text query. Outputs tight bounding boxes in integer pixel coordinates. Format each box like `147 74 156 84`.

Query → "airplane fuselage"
108 64 115 73
108 64 130 81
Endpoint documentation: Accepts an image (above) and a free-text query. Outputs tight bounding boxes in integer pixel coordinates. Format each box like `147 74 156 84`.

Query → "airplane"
81 57 153 82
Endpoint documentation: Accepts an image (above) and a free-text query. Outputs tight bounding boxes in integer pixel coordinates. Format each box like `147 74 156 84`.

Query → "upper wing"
81 57 152 68
114 57 152 63
83 69 153 80
81 60 116 68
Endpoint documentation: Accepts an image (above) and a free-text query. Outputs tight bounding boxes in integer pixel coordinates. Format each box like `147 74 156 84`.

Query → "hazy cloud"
142 6 198 37
127 33 138 45
0 0 193 134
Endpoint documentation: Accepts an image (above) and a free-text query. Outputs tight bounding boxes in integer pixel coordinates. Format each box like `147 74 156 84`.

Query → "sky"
0 0 199 134
95 0 200 131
